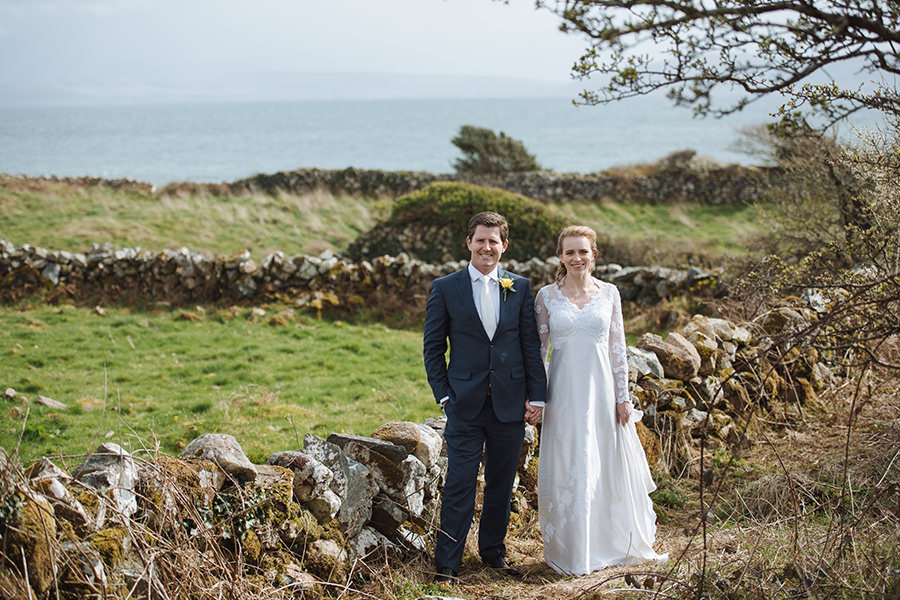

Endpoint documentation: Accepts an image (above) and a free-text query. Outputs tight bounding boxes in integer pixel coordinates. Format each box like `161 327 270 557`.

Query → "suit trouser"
435 398 525 571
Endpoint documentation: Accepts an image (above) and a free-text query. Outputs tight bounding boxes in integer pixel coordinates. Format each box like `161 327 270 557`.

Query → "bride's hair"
555 225 599 283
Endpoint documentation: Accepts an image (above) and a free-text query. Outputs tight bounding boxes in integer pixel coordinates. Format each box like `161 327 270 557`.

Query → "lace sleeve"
534 285 551 368
607 283 630 404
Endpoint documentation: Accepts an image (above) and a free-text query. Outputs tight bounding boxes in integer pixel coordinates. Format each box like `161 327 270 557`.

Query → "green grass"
0 301 434 465
0 178 764 267
0 180 390 258
554 200 764 264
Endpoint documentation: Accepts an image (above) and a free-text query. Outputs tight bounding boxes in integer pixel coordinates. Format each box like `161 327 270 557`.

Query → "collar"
468 263 499 282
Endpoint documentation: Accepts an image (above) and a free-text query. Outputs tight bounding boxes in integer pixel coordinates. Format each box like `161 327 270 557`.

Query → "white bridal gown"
535 278 667 575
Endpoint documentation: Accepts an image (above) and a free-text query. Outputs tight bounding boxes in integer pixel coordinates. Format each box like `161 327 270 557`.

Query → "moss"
244 465 294 523
320 518 347 548
88 525 128 568
242 528 262 563
72 489 101 517
6 494 56 595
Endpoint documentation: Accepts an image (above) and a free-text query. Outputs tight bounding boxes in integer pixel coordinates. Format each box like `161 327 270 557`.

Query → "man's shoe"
433 567 457 584
484 556 522 577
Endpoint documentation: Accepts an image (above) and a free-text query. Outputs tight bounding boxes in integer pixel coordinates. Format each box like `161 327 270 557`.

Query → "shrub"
346 182 565 263
451 125 540 175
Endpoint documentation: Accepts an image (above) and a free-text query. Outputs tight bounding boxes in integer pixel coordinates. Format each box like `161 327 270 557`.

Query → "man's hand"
616 401 633 426
524 401 543 426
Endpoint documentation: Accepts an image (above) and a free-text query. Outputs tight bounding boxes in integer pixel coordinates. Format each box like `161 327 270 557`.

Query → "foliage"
347 182 566 263
451 125 541 175
538 0 900 125
735 117 900 371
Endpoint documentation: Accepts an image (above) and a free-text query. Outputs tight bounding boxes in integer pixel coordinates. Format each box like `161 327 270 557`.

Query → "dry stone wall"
0 290 837 598
10 160 769 206
0 240 724 308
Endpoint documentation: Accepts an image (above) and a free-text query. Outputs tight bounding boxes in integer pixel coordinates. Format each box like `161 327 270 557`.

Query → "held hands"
616 401 633 426
524 401 543 426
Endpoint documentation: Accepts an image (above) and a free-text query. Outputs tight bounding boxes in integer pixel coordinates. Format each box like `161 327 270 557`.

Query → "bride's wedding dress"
535 278 667 575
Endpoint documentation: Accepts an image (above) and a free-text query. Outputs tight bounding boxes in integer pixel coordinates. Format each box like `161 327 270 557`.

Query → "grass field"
1 301 434 465
0 178 764 264
0 177 762 465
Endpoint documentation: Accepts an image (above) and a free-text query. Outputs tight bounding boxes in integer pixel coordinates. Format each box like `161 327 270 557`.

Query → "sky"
0 0 590 105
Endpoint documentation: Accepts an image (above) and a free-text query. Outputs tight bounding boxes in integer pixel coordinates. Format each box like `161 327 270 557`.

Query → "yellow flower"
498 275 516 300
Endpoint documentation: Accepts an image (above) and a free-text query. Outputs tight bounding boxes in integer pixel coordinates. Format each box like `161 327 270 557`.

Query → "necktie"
481 275 496 339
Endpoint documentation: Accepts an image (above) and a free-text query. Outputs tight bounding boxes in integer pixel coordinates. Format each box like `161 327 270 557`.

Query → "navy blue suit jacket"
423 268 547 422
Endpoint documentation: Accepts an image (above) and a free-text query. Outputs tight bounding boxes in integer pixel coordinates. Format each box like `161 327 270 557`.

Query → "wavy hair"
555 225 599 283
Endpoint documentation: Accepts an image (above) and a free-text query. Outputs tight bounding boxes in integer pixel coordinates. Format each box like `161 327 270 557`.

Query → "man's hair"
467 211 509 241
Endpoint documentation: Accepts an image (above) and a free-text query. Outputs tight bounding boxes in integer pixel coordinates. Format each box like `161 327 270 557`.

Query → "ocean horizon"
0 95 874 186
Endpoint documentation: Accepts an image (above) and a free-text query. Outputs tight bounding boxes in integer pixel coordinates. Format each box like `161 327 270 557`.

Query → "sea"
0 96 877 186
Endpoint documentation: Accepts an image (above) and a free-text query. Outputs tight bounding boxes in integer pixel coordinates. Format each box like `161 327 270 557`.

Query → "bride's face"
560 236 595 275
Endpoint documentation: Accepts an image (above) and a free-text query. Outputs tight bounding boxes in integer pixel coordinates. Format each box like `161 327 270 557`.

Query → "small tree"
451 125 541 175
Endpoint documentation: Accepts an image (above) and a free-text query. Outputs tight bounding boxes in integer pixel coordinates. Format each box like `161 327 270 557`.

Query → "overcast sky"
0 0 591 105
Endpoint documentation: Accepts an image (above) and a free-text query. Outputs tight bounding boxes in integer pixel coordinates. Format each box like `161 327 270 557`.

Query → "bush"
451 125 540 175
346 182 565 263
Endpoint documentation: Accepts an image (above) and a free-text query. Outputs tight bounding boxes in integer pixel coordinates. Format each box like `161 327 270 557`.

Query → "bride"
534 225 667 575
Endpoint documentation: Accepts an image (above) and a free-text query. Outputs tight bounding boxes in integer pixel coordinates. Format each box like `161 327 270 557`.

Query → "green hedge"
347 182 565 264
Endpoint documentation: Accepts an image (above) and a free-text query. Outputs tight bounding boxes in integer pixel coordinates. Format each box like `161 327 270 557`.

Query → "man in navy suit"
423 211 547 583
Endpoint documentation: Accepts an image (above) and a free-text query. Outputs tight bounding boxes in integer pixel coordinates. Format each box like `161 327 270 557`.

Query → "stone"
342 441 426 516
60 540 106 590
35 394 67 409
180 433 257 483
638 332 699 381
72 442 138 518
635 422 661 467
627 346 665 380
682 408 710 434
369 493 409 536
348 526 398 562
685 329 717 376
278 563 318 593
30 472 95 533
371 421 442 469
327 432 408 464
302 434 350 496
267 451 334 502
707 317 751 344
338 459 379 538
667 332 703 379
687 375 724 410
7 493 58 595
305 489 342 523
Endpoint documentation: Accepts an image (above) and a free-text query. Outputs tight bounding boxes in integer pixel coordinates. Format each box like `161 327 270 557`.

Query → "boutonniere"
498 273 516 301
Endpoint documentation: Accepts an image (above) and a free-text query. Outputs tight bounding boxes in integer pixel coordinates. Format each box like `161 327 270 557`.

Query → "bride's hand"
616 401 633 426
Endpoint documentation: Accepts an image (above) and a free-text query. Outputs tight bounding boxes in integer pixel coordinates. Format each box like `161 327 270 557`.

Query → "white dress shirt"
468 263 499 334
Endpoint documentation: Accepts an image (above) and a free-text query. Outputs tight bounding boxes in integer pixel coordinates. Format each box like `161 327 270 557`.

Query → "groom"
423 211 547 583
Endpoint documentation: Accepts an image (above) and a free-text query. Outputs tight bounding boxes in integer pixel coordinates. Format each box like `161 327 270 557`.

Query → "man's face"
467 225 508 275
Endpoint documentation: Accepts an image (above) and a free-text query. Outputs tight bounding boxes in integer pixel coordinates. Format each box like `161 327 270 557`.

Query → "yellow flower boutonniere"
498 274 516 301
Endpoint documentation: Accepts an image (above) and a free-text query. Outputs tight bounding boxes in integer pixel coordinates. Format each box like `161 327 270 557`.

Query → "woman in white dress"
535 225 667 576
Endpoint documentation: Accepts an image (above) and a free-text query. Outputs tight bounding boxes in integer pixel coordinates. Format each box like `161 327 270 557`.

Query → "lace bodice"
534 278 630 404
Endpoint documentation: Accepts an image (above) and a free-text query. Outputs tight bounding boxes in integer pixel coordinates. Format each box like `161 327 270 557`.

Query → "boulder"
369 493 410 537
347 526 398 562
267 451 333 502
627 346 665 381
180 433 256 483
305 489 342 523
371 421 442 469
341 441 426 516
638 332 700 381
72 442 138 518
327 433 408 464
